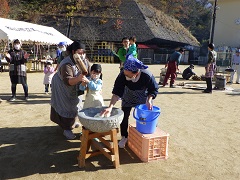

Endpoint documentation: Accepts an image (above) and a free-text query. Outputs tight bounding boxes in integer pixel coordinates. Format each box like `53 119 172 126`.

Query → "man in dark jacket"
162 48 184 87
182 64 195 80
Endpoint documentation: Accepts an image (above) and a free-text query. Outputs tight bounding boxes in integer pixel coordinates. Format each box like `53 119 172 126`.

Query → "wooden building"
39 0 200 64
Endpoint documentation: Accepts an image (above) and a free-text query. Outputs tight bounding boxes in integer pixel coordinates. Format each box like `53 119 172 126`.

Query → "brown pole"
210 0 218 43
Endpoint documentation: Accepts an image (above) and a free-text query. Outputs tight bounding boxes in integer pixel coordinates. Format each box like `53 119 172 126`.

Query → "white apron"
83 89 104 109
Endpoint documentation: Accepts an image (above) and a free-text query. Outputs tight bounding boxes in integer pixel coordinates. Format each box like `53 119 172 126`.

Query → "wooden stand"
78 127 120 168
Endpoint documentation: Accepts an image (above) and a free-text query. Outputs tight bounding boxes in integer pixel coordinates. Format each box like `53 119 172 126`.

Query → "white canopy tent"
0 18 73 45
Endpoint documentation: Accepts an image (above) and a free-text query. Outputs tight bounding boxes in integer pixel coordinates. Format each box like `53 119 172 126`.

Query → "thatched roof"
39 0 199 48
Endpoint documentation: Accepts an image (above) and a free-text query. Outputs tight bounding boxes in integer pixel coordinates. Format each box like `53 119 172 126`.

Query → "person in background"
56 42 67 60
55 41 69 71
182 64 196 80
43 47 52 60
101 55 158 148
79 64 104 109
0 53 2 72
126 36 138 58
203 43 217 93
162 48 184 88
117 37 129 71
230 49 240 84
50 41 91 140
50 47 57 61
5 39 30 101
43 61 55 95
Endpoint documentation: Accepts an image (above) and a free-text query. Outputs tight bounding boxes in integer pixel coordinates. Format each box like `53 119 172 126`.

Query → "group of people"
117 36 138 71
43 41 70 94
3 40 70 101
5 37 237 148
48 40 221 146
49 39 158 149
161 43 217 94
160 48 196 87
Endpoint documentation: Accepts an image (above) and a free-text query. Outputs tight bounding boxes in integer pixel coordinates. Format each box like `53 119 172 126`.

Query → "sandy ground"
0 63 240 180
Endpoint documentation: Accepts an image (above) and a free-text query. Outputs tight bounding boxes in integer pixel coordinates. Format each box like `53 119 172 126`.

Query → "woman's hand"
77 74 84 82
146 95 153 110
81 81 87 86
100 107 112 117
146 101 153 110
100 94 119 117
82 76 90 84
68 73 86 86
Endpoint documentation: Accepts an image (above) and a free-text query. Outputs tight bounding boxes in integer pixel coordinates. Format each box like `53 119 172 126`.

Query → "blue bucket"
133 104 161 134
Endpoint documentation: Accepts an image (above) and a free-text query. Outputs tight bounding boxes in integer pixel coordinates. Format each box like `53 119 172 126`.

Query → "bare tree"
0 0 10 18
81 24 99 61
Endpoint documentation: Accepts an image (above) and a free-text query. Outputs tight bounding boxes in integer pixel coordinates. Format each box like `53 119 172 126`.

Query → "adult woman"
101 55 159 148
50 41 91 139
203 43 217 93
5 39 30 101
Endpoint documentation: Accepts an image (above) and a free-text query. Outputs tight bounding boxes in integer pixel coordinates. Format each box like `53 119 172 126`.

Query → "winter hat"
58 41 67 46
13 39 22 45
67 41 85 52
124 54 148 72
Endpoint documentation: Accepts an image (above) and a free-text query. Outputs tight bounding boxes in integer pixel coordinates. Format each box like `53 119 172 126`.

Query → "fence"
216 52 232 66
154 54 171 64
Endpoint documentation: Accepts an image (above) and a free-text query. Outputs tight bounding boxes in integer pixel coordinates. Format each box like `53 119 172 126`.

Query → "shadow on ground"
0 126 141 179
0 93 51 104
0 93 113 105
158 90 203 94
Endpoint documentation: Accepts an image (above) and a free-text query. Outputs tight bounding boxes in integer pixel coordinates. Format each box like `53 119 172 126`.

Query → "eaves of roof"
39 0 199 47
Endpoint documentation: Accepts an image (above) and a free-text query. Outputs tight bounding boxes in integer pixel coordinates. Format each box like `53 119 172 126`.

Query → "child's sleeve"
50 67 55 73
127 44 137 56
88 79 103 91
79 83 86 91
43 67 48 74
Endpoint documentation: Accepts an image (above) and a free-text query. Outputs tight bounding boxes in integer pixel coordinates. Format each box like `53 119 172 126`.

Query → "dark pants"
50 106 76 130
205 77 212 92
163 61 177 86
121 106 132 138
45 84 51 92
11 83 28 97
183 73 192 80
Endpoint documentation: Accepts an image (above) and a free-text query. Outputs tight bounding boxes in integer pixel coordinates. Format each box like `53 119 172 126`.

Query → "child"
127 36 138 58
79 64 104 109
43 61 55 94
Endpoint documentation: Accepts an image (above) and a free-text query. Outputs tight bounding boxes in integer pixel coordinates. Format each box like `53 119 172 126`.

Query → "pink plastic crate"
128 124 169 162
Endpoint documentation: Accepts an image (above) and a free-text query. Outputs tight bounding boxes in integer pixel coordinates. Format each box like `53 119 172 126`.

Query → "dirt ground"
0 63 240 180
